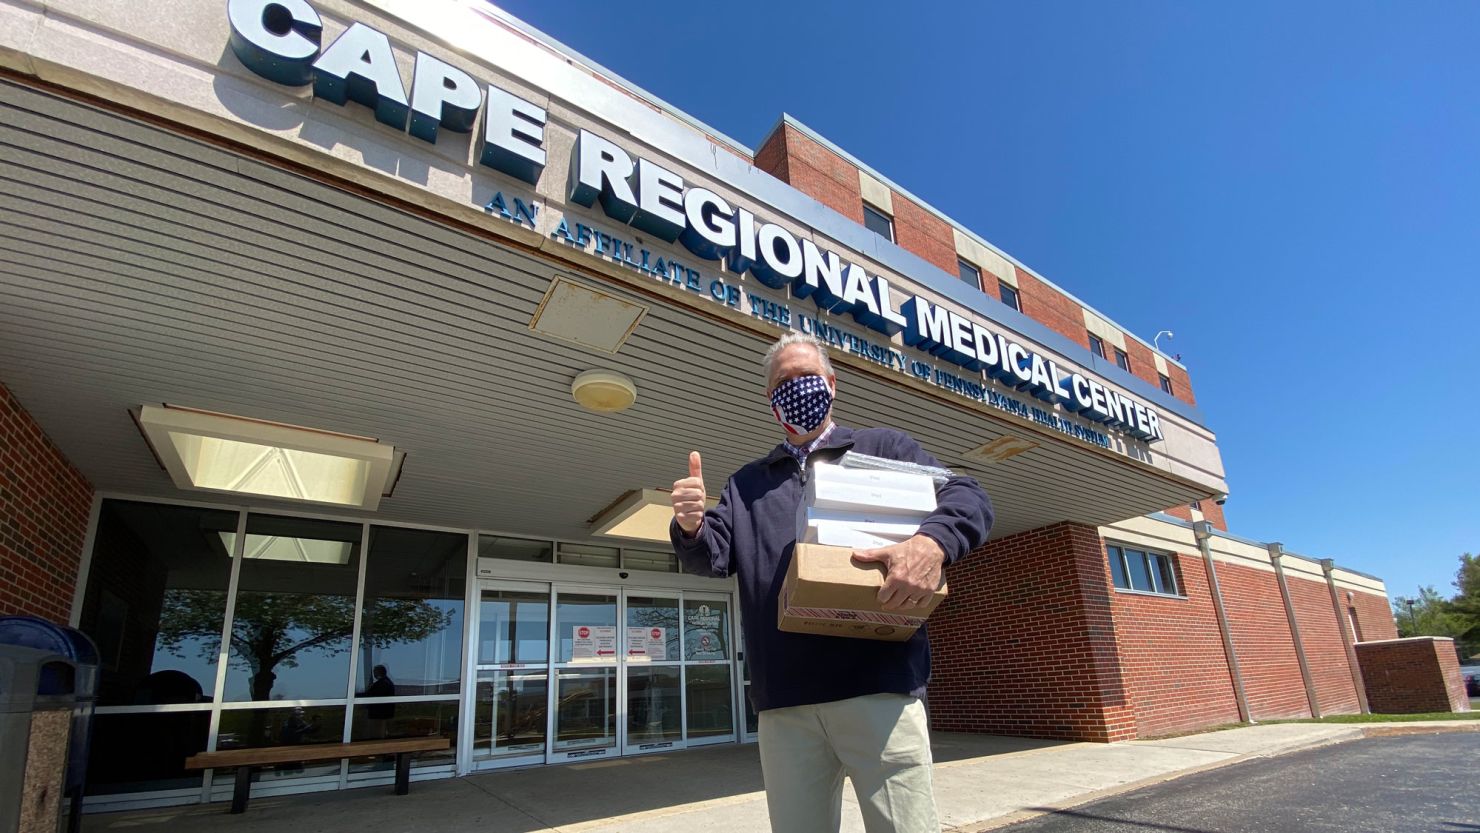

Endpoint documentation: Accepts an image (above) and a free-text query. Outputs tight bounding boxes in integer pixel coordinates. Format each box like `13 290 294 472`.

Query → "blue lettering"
512 197 538 227
485 191 511 219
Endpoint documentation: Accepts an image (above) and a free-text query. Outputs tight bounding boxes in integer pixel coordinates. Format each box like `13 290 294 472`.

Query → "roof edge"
778 114 1188 372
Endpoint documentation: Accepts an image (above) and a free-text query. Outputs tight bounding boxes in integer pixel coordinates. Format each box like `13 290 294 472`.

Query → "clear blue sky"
495 1 1479 601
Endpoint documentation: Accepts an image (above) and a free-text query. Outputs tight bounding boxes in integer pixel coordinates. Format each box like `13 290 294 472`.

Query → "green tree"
1391 585 1466 639
157 588 450 701
1450 553 1480 658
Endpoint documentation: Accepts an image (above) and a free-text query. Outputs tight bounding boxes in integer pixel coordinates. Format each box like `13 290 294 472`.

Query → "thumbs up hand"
671 451 706 536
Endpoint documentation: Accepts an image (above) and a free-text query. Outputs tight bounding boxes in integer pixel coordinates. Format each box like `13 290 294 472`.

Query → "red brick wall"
757 124 866 224
1121 340 1163 390
754 126 790 186
1348 589 1398 642
1355 638 1470 714
1108 550 1242 737
889 192 958 274
928 522 1136 742
1217 561 1312 719
1287 572 1361 715
1162 505 1193 523
1166 363 1197 406
1012 267 1092 349
0 380 93 623
1199 501 1228 532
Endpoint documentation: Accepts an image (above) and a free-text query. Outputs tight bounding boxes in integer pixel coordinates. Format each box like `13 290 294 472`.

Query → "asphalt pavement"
997 732 1478 833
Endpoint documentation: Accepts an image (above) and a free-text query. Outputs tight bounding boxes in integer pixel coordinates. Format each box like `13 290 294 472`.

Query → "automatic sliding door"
551 589 618 762
623 594 682 755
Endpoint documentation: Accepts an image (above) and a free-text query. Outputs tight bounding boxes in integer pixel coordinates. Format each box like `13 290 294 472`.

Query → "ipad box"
777 543 948 642
803 465 937 516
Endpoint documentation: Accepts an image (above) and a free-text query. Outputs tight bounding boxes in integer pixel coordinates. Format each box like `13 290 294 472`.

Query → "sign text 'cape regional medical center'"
227 0 1164 444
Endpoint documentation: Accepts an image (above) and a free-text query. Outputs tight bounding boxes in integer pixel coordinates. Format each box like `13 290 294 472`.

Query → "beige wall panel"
0 1 41 75
952 228 1014 285
1082 308 1127 351
858 169 892 213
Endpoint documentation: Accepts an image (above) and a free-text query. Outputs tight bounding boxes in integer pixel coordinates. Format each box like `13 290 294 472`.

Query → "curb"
951 728 1366 833
1360 722 1480 738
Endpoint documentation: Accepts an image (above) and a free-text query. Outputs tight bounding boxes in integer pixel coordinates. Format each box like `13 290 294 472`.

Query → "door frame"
461 559 741 773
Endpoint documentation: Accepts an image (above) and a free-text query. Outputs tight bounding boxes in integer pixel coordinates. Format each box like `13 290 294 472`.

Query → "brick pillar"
1354 637 1471 714
928 522 1136 742
0 380 94 623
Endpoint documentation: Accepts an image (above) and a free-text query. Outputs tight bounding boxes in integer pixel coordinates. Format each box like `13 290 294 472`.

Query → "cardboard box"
778 543 947 642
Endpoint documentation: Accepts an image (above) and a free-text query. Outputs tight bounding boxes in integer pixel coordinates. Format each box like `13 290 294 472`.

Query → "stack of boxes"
779 462 948 641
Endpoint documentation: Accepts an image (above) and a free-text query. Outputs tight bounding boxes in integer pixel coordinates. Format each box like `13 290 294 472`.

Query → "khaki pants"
758 693 938 833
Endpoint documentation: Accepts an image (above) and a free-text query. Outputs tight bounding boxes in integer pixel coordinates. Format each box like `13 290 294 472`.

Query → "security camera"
619 571 630 579
1214 493 1228 506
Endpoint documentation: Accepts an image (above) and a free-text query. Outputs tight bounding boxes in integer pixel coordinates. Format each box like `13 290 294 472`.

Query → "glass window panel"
1088 334 1105 359
78 500 238 706
348 700 458 772
554 667 617 750
1115 349 1130 371
957 259 981 289
1000 283 1021 312
1154 554 1179 596
626 665 682 748
1107 546 1129 590
685 665 733 739
358 527 466 697
624 549 678 573
84 711 210 795
684 599 730 661
558 543 620 568
863 203 893 241
1125 549 1154 592
558 593 617 663
1159 374 1173 394
214 705 346 782
476 670 548 758
625 596 680 662
479 588 550 665
479 535 553 563
225 515 362 702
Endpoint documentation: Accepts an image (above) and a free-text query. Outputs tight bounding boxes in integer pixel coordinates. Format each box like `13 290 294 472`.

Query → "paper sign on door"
626 626 667 661
572 625 617 660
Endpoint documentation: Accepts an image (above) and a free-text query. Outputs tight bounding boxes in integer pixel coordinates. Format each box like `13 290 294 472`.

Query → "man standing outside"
670 332 993 833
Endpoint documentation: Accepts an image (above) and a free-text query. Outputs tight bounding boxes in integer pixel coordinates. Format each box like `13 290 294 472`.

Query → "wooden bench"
184 737 450 813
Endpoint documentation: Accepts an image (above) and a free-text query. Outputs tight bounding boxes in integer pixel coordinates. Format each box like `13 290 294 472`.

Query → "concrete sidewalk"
80 722 1474 833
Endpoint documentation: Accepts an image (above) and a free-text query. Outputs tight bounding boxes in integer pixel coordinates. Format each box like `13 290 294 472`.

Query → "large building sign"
225 0 1164 444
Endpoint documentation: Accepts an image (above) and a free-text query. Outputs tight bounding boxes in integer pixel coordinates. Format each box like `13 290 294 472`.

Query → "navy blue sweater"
670 424 994 712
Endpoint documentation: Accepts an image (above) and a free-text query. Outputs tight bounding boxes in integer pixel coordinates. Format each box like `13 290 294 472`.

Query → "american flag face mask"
769 374 834 436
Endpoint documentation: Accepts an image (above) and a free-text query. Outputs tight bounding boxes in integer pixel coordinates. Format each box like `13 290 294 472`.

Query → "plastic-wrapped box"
803 464 937 515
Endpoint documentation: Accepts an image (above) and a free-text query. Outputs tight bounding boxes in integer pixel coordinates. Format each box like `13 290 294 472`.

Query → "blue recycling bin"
0 618 99 833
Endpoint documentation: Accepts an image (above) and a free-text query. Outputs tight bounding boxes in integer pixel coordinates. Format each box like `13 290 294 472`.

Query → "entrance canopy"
0 81 1213 540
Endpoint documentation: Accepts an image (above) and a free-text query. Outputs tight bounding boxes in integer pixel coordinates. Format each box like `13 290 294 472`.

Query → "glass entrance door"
470 580 737 769
551 587 619 762
622 593 682 755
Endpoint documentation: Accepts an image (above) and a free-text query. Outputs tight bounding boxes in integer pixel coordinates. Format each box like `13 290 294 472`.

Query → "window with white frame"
1106 543 1182 597
862 202 894 242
